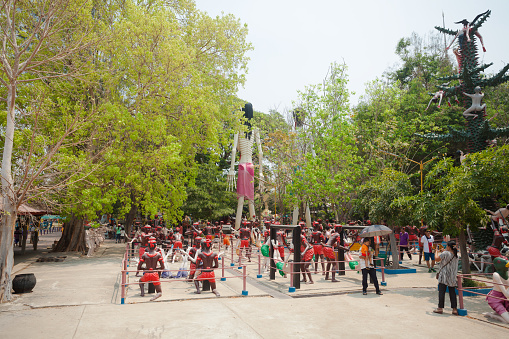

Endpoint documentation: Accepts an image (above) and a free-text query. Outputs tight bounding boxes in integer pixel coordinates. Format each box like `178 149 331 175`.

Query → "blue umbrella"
359 225 392 238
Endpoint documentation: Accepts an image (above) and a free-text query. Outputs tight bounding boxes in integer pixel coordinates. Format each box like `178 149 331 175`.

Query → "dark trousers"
400 246 412 260
438 283 457 309
362 268 380 293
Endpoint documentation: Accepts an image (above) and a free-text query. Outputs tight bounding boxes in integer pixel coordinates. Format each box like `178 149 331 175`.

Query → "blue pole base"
121 298 125 304
256 274 262 278
458 309 468 316
230 263 235 266
288 287 296 293
241 290 248 296
238 266 243 269
220 277 226 281
381 281 387 286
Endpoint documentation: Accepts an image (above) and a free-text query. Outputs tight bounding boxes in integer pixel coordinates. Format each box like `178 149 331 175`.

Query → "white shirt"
421 235 434 253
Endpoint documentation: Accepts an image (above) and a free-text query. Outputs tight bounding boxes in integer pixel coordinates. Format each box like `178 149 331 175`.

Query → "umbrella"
359 225 393 238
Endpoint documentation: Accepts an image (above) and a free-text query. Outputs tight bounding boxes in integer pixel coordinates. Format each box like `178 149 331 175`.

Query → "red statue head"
204 239 212 250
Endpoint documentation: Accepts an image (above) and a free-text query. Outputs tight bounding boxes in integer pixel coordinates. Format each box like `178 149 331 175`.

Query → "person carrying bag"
433 241 459 315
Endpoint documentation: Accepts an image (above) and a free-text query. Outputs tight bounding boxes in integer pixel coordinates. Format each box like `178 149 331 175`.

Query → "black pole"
270 227 276 280
293 227 301 290
338 230 345 276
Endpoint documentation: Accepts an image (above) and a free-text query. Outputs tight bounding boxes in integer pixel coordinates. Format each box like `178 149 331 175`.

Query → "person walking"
399 228 412 261
115 224 122 243
433 241 459 315
421 229 436 272
360 238 382 295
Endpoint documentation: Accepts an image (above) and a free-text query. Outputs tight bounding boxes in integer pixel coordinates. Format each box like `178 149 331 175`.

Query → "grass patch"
463 278 488 288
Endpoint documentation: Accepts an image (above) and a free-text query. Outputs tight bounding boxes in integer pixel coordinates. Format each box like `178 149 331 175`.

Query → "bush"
463 278 487 288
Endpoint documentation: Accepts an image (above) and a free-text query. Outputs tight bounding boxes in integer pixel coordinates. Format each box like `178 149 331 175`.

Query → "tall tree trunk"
458 227 471 274
0 83 18 302
389 232 400 269
53 216 87 253
124 192 138 236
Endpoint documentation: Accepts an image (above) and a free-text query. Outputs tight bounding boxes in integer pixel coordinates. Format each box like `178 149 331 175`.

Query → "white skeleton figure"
463 86 486 119
227 104 264 230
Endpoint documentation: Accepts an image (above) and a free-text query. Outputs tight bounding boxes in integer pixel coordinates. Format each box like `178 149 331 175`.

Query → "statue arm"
255 128 264 175
463 92 474 98
301 242 312 256
227 133 239 191
446 31 460 50
136 259 144 276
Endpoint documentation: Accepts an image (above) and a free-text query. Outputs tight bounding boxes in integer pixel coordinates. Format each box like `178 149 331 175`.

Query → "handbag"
436 253 454 279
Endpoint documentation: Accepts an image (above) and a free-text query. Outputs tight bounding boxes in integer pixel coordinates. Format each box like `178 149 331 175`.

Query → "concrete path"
1 240 508 338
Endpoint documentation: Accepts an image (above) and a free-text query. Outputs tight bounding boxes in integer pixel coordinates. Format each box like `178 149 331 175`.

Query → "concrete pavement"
1 239 508 338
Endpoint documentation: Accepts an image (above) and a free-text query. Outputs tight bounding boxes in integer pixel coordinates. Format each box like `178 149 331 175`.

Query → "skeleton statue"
227 103 264 229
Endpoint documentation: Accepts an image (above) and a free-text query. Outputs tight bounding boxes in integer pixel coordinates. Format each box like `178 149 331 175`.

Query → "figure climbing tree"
418 10 509 152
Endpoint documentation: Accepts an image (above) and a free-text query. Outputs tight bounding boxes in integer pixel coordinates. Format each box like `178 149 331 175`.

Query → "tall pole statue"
227 103 264 230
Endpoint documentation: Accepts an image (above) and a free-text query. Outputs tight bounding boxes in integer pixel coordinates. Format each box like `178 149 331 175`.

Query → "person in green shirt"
115 224 122 243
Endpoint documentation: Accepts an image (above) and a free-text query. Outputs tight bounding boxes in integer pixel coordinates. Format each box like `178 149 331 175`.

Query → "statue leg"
331 262 339 282
248 199 256 221
139 280 145 297
304 262 313 283
194 279 201 294
150 285 162 301
300 263 307 283
210 281 220 297
235 196 245 230
292 206 299 225
485 312 509 323
305 203 311 229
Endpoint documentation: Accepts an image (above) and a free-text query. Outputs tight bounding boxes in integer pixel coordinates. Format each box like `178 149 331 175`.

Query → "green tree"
0 0 99 302
181 161 236 220
52 0 252 249
288 63 364 219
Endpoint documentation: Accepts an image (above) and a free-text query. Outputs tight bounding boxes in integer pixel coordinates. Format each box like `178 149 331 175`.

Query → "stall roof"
0 201 47 216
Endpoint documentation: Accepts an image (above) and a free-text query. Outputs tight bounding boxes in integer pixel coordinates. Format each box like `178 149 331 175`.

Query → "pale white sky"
195 1 509 114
